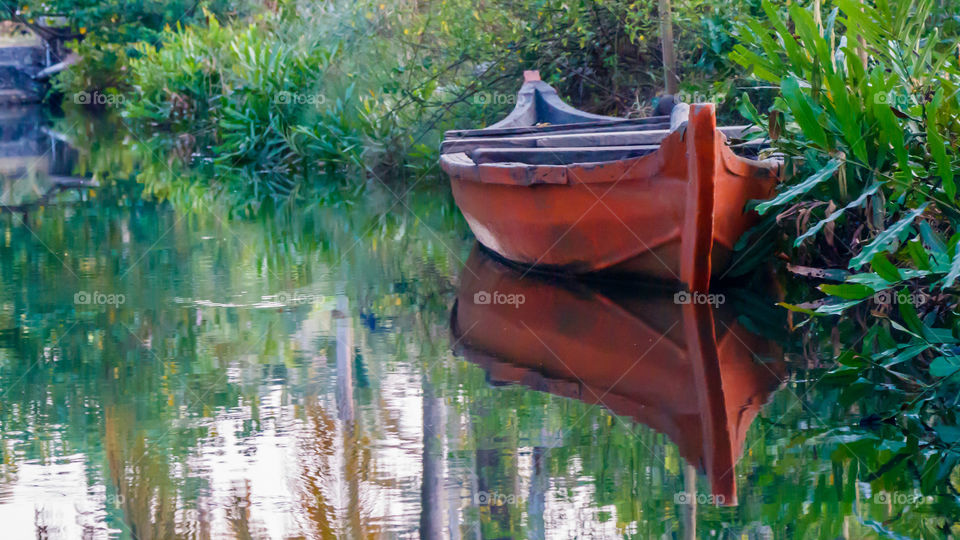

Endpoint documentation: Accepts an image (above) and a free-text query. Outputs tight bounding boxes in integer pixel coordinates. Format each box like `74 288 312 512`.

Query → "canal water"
0 110 942 538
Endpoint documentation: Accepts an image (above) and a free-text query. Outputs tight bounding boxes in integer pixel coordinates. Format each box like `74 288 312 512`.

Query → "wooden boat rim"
443 125 760 147
440 133 780 187
444 116 671 139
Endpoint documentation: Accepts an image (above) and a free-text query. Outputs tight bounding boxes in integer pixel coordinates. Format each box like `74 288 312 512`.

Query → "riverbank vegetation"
731 0 960 527
36 0 766 212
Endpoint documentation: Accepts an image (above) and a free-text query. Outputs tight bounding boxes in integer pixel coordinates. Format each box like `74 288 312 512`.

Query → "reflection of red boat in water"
451 246 785 506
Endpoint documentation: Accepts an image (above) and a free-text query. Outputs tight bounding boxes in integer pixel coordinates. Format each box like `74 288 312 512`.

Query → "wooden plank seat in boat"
445 116 670 139
442 125 761 154
469 145 660 165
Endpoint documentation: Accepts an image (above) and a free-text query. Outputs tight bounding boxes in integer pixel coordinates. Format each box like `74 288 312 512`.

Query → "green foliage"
14 0 259 97
14 0 252 42
45 0 776 212
733 1 960 527
121 10 388 212
50 37 135 95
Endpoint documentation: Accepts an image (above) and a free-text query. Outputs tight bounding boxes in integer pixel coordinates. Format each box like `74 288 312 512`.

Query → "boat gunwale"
441 129 780 187
441 125 764 155
444 116 671 139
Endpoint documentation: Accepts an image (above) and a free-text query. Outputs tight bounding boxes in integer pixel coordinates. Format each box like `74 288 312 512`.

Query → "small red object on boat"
441 72 780 292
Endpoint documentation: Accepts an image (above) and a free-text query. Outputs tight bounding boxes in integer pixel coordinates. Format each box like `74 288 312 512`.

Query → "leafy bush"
733 0 960 312
57 0 773 211
50 37 135 97
122 10 389 209
732 0 960 520
21 0 259 96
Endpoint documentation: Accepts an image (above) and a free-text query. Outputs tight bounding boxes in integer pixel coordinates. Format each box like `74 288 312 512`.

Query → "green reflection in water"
0 111 953 539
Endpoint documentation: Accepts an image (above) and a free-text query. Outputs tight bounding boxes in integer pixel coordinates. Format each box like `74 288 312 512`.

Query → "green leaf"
935 425 960 445
815 298 868 315
906 240 931 271
777 302 819 316
930 356 960 378
761 1 806 70
837 349 868 367
819 283 876 300
871 71 907 171
926 89 955 201
883 342 930 368
849 204 929 268
736 93 763 126
757 159 842 215
940 246 960 289
839 377 874 407
729 46 781 83
897 289 925 335
780 76 830 149
870 254 902 282
924 326 958 345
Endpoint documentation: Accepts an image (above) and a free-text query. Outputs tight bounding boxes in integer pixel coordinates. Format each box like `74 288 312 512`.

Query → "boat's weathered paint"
440 75 779 291
451 247 785 506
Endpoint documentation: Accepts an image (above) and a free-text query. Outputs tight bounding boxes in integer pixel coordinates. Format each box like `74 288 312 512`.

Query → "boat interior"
442 71 766 163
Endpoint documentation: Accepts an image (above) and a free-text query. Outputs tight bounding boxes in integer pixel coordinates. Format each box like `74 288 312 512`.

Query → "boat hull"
443 104 779 290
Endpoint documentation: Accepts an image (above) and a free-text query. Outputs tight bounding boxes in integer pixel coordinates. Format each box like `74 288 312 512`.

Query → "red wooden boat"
451 246 785 505
441 72 780 292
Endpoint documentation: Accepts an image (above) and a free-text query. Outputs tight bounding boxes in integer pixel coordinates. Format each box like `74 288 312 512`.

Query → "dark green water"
0 110 948 538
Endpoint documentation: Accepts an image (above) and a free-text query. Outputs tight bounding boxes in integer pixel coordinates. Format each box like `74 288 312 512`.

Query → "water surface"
0 112 946 539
